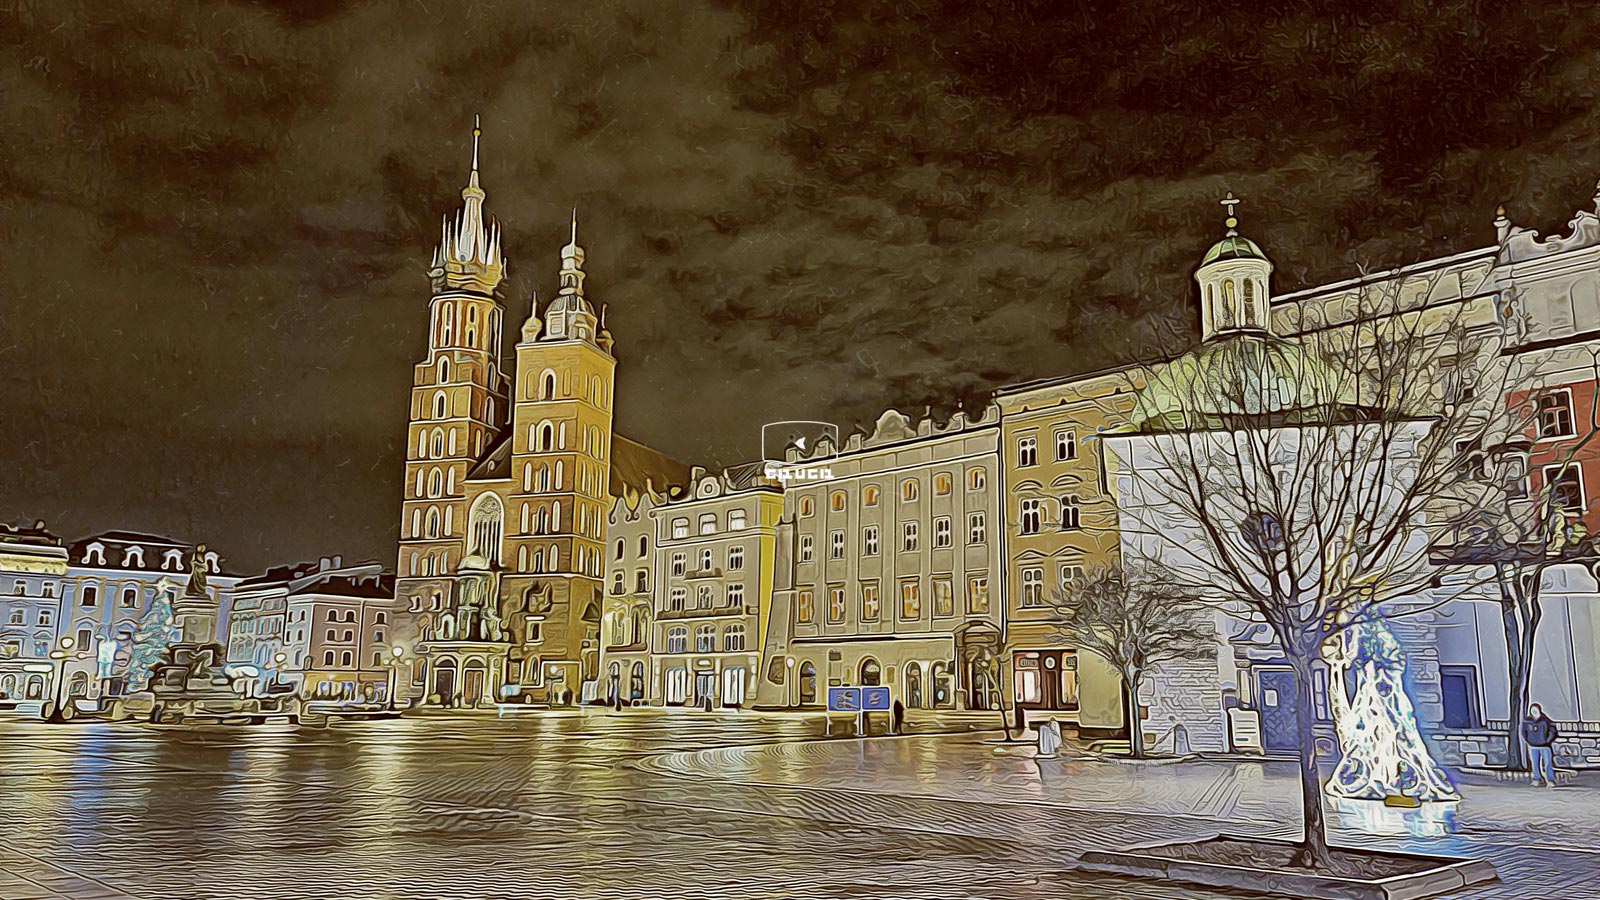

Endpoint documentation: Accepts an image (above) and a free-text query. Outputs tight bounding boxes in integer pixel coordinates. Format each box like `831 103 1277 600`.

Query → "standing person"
1523 703 1559 786
1037 716 1062 758
892 698 905 735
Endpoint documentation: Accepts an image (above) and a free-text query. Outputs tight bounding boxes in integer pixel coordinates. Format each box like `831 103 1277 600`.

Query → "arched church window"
1221 279 1237 328
432 429 444 458
559 421 568 449
411 508 421 538
428 468 442 498
523 463 533 492
440 303 453 345
542 371 556 400
555 460 564 489
433 391 447 419
446 468 455 494
437 357 450 383
469 493 504 565
444 505 453 537
539 421 554 452
426 507 440 539
1243 279 1257 327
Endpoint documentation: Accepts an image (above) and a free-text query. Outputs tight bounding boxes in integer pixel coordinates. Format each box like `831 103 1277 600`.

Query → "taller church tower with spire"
395 121 688 708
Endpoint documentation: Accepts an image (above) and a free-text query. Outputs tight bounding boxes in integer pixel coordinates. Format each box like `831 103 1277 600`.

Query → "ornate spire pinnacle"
1221 192 1241 236
430 115 504 290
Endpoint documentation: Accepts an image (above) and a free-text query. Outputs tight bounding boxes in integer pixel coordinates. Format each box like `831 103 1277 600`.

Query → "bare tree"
1101 272 1533 868
1437 345 1600 769
1048 563 1212 758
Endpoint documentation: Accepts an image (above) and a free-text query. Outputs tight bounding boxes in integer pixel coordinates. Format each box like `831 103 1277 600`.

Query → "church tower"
398 117 511 590
1196 192 1274 340
501 212 618 694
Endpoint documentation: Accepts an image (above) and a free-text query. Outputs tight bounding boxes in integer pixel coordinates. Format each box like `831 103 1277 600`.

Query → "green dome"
1125 333 1372 433
1201 234 1267 265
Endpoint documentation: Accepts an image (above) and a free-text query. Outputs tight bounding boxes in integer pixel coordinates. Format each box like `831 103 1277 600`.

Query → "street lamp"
785 656 796 708
47 636 75 723
386 645 405 711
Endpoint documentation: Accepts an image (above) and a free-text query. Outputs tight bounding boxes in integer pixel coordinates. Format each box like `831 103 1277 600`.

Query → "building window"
728 546 745 570
1537 391 1576 439
669 587 687 611
902 479 919 502
697 586 715 609
324 651 335 666
700 548 714 572
934 516 952 548
340 650 353 667
831 491 847 512
863 526 879 556
1060 495 1082 530
695 625 715 653
1060 564 1086 594
863 485 881 506
967 575 990 614
828 586 846 623
1020 498 1043 535
615 539 625 560
728 583 745 607
900 580 921 619
1545 464 1586 512
613 571 625 594
672 553 686 577
728 509 747 530
667 627 688 653
902 522 919 552
968 468 986 491
800 497 815 517
1056 429 1077 461
1021 567 1044 607
934 473 952 495
861 582 880 621
1017 436 1038 467
723 624 746 652
81 585 98 608
830 530 845 560
969 512 986 544
636 570 649 592
800 535 814 563
699 513 717 535
638 535 649 558
932 576 953 617
796 590 815 624
41 582 55 598
672 518 689 539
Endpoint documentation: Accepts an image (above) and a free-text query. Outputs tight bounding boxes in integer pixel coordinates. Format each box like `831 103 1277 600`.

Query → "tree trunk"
1501 597 1530 771
1289 656 1332 870
1124 673 1145 759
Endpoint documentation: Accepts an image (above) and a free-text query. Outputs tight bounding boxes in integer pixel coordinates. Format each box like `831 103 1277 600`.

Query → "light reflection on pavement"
0 711 1591 899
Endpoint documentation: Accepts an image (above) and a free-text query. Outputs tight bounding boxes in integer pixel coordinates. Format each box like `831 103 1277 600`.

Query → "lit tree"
1047 563 1212 759
125 582 179 690
1103 265 1533 868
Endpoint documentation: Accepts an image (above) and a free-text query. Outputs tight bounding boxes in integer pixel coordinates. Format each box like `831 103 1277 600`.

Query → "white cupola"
1195 192 1273 340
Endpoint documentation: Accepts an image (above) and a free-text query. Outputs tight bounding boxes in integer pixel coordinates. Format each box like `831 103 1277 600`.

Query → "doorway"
905 662 924 708
463 667 485 707
859 657 881 686
664 667 687 705
1257 668 1300 752
432 659 456 706
693 671 716 706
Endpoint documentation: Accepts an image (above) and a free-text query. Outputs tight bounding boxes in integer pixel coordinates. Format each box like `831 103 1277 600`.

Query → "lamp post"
272 652 287 693
47 636 75 723
386 645 404 711
785 656 796 708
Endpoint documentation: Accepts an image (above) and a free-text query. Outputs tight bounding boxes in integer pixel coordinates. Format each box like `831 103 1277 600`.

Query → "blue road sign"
861 686 891 712
827 686 861 712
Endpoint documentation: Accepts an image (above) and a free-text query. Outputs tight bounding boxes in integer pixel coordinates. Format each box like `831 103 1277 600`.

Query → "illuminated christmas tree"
125 583 179 690
1326 620 1458 802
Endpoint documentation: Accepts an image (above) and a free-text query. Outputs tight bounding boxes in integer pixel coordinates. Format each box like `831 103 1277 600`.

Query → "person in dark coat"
1523 703 1559 786
892 698 905 735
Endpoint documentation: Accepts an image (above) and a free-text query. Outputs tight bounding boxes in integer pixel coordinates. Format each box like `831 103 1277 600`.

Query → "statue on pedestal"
188 545 211 596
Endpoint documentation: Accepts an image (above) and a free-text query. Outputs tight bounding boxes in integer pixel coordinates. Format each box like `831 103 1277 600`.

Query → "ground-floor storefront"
653 652 760 708
1004 621 1127 739
769 634 994 711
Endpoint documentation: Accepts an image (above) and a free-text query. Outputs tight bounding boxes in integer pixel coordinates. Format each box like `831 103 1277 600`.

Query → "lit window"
900 580 921 619
828 587 846 623
831 492 847 512
967 575 990 614
672 519 689 539
934 473 952 495
968 468 986 491
796 590 815 624
861 583 880 621
800 497 815 517
863 485 881 506
728 509 747 530
699 514 717 535
901 480 919 502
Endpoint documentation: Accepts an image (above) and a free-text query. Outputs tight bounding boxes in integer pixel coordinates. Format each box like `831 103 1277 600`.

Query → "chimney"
330 554 343 569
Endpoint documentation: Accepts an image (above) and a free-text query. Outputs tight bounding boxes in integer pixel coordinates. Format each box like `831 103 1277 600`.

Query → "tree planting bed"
1075 834 1497 900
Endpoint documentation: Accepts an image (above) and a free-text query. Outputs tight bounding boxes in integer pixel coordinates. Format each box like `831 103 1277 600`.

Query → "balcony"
685 567 723 580
657 604 755 621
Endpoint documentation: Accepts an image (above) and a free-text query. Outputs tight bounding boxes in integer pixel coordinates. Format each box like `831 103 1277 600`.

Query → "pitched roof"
611 434 691 498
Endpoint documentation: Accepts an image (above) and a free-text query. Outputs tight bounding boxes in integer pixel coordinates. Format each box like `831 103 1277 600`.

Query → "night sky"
4 0 1600 572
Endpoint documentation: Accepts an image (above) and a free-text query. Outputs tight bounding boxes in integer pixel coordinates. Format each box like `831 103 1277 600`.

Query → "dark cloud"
3 0 1599 570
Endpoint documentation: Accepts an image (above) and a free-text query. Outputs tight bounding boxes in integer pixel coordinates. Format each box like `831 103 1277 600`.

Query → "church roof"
1201 234 1267 265
611 434 692 498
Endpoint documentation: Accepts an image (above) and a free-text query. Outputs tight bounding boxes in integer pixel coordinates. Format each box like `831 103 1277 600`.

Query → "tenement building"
393 121 686 707
756 407 1005 710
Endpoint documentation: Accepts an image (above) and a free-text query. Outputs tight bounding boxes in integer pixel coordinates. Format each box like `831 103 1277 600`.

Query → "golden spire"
1221 192 1241 236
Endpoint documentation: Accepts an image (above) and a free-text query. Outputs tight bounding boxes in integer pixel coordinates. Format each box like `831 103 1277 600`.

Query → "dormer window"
84 543 105 566
123 547 144 568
